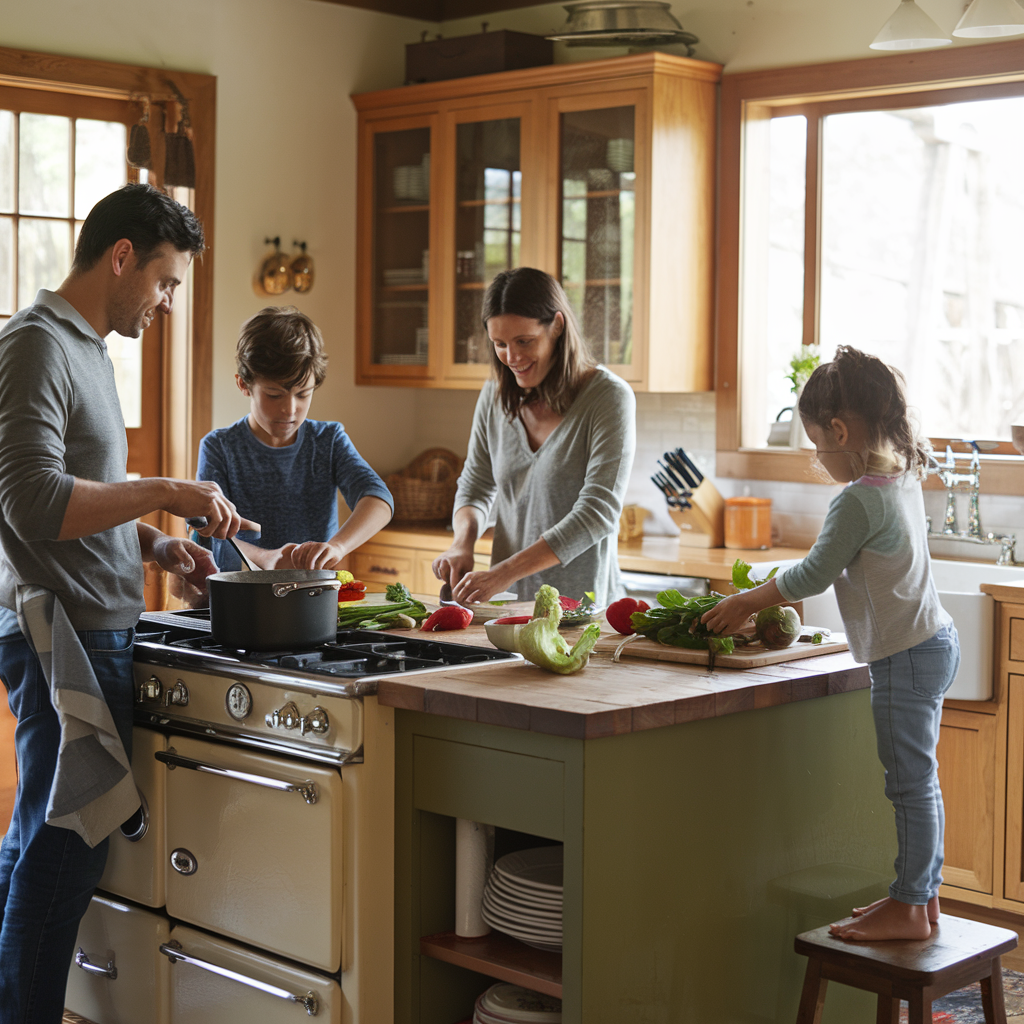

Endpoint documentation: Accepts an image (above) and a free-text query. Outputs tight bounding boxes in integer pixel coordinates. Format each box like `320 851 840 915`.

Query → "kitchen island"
382 622 893 1024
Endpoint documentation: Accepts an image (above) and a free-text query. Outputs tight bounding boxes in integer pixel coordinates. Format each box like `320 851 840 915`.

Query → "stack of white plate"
481 846 563 952
474 983 561 1024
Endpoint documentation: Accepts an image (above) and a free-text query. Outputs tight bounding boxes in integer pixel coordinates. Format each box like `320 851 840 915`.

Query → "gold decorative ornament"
258 236 293 296
290 241 315 294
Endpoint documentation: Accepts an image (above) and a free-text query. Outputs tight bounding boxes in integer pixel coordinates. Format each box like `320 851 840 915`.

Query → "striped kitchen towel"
16 585 139 849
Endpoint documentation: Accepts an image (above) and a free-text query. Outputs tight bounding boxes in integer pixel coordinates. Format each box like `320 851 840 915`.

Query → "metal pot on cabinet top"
208 569 341 650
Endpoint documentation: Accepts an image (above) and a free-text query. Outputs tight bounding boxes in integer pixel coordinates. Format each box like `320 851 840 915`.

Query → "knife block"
668 478 725 548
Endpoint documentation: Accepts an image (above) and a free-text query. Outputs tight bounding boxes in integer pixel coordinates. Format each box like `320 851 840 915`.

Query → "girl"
702 345 959 941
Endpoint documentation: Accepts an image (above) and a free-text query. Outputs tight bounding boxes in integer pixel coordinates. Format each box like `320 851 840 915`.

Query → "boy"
196 306 393 571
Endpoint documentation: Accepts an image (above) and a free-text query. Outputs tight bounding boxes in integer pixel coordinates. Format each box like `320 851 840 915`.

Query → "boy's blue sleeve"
331 425 394 514
776 489 872 602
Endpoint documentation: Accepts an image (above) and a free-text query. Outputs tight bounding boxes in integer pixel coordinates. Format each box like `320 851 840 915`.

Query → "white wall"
1 0 436 475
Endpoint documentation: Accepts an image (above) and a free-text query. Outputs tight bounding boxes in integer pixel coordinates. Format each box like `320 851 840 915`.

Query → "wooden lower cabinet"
352 527 493 598
939 708 996 895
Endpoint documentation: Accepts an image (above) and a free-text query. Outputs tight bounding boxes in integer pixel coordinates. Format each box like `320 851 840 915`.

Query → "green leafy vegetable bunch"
336 581 429 631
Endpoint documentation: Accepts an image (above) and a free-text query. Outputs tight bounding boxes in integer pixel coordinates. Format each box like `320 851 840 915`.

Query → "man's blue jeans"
868 622 960 905
0 627 135 1024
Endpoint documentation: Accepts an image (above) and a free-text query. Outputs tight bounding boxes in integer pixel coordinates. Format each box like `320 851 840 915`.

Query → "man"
0 183 257 1023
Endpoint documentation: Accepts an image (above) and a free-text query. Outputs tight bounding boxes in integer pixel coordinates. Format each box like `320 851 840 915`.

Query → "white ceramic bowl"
483 619 527 653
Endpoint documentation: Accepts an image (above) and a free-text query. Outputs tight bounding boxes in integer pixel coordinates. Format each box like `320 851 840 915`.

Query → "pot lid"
547 1 699 48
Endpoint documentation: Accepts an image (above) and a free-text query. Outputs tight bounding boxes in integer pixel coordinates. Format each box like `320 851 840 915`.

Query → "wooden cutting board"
594 631 849 669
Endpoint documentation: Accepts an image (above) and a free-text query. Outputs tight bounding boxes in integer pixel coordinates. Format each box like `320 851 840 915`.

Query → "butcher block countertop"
375 619 867 740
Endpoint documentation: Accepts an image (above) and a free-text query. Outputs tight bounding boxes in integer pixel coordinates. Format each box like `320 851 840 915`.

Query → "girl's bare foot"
851 895 939 925
829 897 933 941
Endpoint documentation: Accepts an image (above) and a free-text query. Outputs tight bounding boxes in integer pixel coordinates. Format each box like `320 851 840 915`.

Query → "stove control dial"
138 675 163 703
225 683 252 721
265 701 330 737
165 679 189 708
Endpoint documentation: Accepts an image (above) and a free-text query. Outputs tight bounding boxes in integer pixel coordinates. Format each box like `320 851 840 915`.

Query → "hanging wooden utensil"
127 96 153 170
164 80 196 188
291 241 315 293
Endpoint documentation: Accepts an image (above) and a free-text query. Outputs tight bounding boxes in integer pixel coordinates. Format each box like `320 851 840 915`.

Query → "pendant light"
953 0 1024 37
870 0 951 50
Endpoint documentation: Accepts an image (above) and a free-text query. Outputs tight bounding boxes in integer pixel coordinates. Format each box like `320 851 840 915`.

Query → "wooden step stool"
794 914 1018 1024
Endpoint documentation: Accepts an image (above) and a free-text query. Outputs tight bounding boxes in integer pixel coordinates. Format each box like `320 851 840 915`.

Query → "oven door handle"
159 941 319 1016
155 750 318 805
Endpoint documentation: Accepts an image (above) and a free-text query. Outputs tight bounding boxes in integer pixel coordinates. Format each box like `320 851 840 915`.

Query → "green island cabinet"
387 651 897 1024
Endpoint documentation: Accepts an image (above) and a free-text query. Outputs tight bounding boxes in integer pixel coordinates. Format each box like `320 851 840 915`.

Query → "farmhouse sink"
749 558 1024 700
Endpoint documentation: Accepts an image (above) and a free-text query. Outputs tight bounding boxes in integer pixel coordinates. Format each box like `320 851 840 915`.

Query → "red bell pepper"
421 606 473 631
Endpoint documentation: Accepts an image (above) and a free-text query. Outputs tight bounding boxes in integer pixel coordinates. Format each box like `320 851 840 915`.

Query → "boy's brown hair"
236 306 328 389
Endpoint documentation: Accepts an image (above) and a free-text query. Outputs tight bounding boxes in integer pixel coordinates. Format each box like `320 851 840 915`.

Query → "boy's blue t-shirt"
195 417 393 572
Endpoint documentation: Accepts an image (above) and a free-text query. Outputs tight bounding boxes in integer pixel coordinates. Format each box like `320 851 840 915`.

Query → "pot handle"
272 579 343 598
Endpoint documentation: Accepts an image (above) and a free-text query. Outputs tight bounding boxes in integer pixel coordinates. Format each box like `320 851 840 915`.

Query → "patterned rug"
895 968 1024 1022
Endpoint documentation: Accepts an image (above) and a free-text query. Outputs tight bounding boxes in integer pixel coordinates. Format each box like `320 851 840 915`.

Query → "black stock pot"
207 570 342 650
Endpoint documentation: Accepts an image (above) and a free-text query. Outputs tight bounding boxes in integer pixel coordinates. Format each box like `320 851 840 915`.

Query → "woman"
433 267 635 607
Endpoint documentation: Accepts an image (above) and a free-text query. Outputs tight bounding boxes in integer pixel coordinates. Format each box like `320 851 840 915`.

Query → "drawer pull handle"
75 948 117 980
155 749 318 805
160 941 319 1016
369 564 398 575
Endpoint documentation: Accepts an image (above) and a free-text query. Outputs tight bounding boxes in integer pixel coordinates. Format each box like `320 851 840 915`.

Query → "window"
717 45 1024 491
0 48 216 607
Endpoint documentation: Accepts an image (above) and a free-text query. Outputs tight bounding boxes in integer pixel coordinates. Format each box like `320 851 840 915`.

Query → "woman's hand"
432 546 476 589
452 565 517 605
277 541 345 571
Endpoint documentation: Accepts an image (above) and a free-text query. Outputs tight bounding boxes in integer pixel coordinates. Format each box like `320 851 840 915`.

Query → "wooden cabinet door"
351 545 415 590
437 97 541 387
938 707 996 894
1003 673 1024 902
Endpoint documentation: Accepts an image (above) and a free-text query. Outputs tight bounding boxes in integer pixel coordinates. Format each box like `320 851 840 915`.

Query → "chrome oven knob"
170 848 198 876
138 675 163 702
266 701 301 730
301 707 330 736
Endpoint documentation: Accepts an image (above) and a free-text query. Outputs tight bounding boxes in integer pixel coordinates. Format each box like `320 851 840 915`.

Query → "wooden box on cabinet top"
352 52 722 392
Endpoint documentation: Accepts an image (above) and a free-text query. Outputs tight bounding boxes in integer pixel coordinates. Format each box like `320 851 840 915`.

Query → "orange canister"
724 497 772 550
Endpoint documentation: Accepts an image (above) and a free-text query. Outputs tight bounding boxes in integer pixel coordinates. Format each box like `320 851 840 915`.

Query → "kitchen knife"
665 451 698 489
658 459 693 497
675 449 705 486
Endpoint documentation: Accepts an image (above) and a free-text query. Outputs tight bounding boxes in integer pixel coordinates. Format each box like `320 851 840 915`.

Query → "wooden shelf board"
457 282 487 290
458 197 521 207
562 279 622 288
419 931 562 998
563 188 635 199
379 204 429 214
378 284 428 292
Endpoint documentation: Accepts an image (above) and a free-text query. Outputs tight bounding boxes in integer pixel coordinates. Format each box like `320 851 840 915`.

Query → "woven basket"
386 448 464 523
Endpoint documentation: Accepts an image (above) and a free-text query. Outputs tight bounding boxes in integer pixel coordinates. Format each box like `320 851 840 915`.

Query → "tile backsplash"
629 393 1024 552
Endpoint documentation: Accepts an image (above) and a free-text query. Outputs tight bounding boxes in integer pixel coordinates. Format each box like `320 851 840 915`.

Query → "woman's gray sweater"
454 366 636 607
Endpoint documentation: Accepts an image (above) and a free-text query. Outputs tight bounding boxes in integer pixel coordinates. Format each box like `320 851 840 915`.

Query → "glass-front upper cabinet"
559 105 636 371
453 117 521 368
359 117 436 380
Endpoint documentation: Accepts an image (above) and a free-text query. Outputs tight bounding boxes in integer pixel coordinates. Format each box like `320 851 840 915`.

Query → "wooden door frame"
0 45 216 484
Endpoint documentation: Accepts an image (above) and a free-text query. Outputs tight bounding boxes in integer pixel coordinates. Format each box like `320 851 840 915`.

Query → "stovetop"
135 608 521 682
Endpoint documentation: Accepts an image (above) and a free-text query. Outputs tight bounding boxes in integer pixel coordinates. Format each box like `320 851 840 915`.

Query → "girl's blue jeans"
0 627 135 1024
868 621 960 905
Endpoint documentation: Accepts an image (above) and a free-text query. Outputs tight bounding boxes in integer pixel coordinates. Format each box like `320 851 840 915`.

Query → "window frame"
0 44 216 484
716 37 1024 496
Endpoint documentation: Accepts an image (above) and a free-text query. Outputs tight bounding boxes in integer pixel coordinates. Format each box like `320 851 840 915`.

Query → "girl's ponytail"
798 346 930 477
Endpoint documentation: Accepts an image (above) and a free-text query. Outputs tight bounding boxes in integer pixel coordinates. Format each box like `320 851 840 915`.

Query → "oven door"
161 735 344 973
65 894 171 1024
100 726 167 907
164 924 341 1024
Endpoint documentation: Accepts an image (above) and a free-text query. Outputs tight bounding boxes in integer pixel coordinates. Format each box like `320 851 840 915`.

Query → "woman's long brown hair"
482 267 596 419
798 345 930 477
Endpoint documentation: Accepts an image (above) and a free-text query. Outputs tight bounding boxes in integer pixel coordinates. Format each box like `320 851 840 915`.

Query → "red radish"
558 595 580 610
494 615 531 624
606 597 650 635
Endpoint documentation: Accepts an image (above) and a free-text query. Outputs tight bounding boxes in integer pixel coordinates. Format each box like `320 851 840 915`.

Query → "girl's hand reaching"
701 591 757 636
701 577 786 635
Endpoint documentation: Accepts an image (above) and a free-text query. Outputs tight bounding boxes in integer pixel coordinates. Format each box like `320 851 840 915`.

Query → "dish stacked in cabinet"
481 847 563 952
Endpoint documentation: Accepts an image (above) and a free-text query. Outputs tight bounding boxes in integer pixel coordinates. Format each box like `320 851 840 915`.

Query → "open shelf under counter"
420 931 562 999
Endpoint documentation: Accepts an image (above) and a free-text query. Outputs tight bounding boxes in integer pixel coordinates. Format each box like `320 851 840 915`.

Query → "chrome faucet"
929 443 982 539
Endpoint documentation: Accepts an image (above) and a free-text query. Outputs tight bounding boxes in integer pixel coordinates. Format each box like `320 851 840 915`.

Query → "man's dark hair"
72 182 205 273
